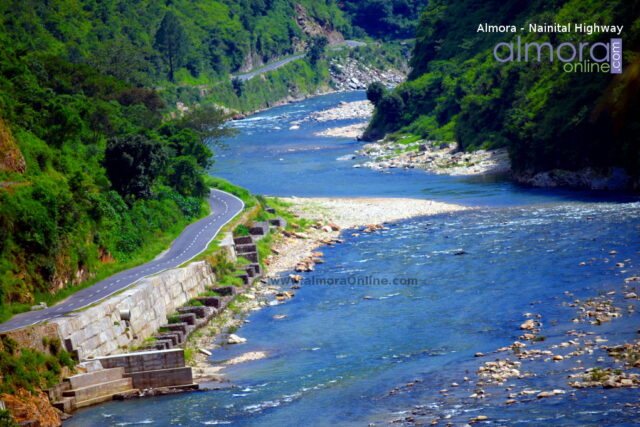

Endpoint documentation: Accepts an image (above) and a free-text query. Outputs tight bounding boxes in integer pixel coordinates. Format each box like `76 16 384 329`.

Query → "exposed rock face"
329 57 405 91
512 167 631 191
0 117 26 174
295 4 344 46
238 51 265 73
2 388 61 427
52 261 216 359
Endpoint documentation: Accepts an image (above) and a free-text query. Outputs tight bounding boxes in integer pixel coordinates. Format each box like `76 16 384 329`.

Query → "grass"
590 368 608 382
167 315 181 324
0 336 76 395
205 176 255 208
263 197 314 232
236 257 251 265
203 290 223 297
234 224 250 236
184 347 195 365
217 274 244 287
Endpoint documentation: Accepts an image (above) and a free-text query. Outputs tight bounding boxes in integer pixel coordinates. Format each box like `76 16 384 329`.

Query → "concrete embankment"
52 261 217 360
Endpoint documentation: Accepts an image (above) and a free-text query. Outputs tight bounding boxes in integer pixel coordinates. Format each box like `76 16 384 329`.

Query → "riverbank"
186 196 467 379
306 100 512 176
264 196 468 278
355 140 511 176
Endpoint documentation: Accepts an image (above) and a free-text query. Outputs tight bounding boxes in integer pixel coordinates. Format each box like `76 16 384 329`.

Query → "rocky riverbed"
388 249 640 426
307 99 373 138
329 57 404 91
306 103 512 175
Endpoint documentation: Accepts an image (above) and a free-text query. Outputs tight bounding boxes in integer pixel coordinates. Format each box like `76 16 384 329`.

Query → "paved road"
233 40 366 82
235 53 307 82
0 189 245 333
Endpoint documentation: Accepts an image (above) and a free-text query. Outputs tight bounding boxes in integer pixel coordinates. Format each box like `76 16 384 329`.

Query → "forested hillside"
0 0 355 321
0 28 237 321
339 0 426 39
364 0 640 180
0 0 347 84
0 0 419 322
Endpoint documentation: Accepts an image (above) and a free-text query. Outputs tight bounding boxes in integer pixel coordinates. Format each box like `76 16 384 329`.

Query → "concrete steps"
53 367 136 412
74 388 138 409
236 243 257 254
65 367 124 389
62 377 133 402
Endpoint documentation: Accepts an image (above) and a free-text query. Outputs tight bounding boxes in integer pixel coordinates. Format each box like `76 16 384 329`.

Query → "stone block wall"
96 348 185 373
52 262 216 359
126 367 193 389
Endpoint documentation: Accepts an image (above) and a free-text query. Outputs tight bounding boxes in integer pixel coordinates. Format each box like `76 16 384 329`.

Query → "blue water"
67 92 640 426
212 91 635 207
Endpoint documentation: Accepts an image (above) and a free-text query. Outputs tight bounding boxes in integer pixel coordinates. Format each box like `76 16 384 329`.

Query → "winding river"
67 91 640 426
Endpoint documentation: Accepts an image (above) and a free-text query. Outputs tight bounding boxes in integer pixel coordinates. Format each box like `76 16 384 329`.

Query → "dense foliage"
365 0 640 176
339 0 426 39
0 336 75 395
0 0 413 323
0 0 348 85
0 31 233 321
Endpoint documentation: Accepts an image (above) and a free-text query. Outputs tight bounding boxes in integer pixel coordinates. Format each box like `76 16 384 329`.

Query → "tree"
232 78 245 97
158 125 213 169
366 82 387 106
153 11 189 82
378 93 405 122
104 133 167 199
92 36 152 86
308 36 329 65
175 105 238 144
167 156 207 197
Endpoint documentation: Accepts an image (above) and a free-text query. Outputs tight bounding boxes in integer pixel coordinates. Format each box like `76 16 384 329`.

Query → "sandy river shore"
264 197 468 277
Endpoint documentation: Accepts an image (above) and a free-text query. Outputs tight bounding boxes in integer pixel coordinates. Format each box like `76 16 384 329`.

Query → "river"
67 91 640 426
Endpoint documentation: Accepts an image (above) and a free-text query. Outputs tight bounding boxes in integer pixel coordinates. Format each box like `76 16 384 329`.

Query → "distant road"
233 40 367 82
235 53 307 82
0 189 244 333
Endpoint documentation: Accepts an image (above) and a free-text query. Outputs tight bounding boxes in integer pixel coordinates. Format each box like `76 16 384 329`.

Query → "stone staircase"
50 366 135 412
138 216 280 352
96 348 194 390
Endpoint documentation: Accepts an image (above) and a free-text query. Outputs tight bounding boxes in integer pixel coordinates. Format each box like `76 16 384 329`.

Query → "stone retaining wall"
52 262 216 359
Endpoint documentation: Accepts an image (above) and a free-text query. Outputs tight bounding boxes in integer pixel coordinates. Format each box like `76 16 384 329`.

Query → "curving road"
233 40 366 82
234 53 307 82
0 188 245 333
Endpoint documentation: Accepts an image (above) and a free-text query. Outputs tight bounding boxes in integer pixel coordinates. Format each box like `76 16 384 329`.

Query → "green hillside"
0 34 230 321
0 0 358 321
0 0 347 84
364 0 640 178
339 0 427 39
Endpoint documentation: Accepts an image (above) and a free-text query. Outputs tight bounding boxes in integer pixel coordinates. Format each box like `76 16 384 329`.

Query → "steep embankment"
364 0 640 190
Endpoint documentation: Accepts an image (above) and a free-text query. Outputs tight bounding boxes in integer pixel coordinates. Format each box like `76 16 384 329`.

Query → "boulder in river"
227 334 247 344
